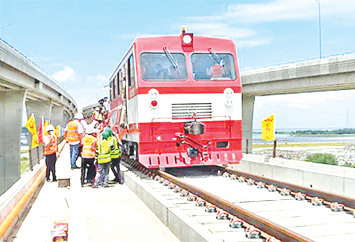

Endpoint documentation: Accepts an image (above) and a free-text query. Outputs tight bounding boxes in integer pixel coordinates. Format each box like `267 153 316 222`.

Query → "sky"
1 0 355 130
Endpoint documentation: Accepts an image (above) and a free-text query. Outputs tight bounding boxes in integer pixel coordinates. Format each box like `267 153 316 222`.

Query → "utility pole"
315 0 322 59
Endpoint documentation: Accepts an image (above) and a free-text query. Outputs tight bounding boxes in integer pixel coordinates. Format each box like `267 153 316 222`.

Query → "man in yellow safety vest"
92 131 114 188
81 126 98 186
105 127 122 183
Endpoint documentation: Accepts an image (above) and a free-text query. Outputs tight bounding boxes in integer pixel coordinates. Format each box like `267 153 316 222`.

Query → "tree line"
292 128 355 135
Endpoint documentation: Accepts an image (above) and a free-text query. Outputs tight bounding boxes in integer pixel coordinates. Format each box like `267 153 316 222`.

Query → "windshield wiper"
208 47 224 67
163 47 178 69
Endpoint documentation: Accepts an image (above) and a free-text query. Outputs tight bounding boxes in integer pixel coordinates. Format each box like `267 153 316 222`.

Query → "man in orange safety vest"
65 113 84 169
44 125 58 182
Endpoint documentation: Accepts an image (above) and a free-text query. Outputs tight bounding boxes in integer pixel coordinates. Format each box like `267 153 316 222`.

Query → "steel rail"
158 170 315 242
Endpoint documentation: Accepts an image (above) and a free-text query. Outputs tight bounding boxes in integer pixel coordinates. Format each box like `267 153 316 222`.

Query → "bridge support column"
242 94 255 154
51 105 64 127
0 90 26 195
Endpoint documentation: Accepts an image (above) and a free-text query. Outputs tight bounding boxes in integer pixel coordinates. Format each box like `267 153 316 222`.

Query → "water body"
252 133 355 143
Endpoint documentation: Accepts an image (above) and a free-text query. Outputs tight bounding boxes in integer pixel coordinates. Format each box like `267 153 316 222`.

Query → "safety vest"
97 139 112 164
108 136 121 159
44 134 58 156
65 120 81 143
81 135 97 159
93 111 103 121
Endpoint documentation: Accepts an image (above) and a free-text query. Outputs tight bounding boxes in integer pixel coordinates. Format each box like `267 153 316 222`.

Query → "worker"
92 131 114 188
105 127 122 183
64 113 84 169
43 125 58 182
209 64 223 79
81 125 98 186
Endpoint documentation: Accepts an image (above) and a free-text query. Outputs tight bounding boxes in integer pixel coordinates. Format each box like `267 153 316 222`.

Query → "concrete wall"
0 90 26 195
230 154 355 198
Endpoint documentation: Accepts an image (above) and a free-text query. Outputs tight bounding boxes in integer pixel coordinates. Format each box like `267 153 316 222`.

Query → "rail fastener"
278 188 291 196
229 216 244 228
187 193 197 201
246 178 255 186
238 176 246 182
245 225 261 239
195 197 206 207
216 209 229 220
230 174 237 180
222 172 230 178
205 203 217 213
173 185 181 193
256 181 266 188
309 196 324 206
266 184 278 192
292 192 306 200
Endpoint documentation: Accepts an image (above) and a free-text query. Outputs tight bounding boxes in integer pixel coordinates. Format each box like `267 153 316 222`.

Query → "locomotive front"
132 29 243 169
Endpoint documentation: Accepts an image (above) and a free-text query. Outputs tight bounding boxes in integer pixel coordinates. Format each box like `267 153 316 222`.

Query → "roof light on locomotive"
180 26 193 47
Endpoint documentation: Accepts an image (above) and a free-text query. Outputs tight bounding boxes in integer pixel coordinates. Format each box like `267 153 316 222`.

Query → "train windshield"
191 53 236 80
140 52 188 81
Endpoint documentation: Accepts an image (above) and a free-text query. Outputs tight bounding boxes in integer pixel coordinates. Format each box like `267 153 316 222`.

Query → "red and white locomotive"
108 28 242 169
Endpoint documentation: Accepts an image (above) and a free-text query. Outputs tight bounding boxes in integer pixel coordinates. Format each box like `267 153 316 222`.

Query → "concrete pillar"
51 105 64 127
242 94 255 154
63 110 71 125
0 90 26 195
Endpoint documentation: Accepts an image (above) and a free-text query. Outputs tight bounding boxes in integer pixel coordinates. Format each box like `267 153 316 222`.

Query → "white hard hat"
46 125 55 132
86 125 97 134
74 113 84 120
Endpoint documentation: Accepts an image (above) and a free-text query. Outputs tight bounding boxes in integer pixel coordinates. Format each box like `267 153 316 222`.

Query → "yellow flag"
44 120 50 136
55 125 61 137
25 113 39 149
25 114 36 135
261 114 275 141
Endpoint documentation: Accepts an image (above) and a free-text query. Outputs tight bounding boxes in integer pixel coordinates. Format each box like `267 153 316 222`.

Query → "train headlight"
182 35 192 44
148 88 159 109
224 88 234 107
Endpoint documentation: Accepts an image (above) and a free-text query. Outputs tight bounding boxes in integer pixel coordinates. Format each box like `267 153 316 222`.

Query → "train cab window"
191 53 236 80
116 72 121 95
140 53 187 81
128 55 135 87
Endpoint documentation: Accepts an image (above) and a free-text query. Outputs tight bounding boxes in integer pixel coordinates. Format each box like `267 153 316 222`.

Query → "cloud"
183 0 355 49
52 66 75 82
87 74 108 85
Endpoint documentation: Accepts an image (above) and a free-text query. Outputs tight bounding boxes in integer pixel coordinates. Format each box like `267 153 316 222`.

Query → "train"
107 28 242 169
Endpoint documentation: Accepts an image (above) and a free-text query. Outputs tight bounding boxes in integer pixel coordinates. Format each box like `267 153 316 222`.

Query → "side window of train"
112 77 116 100
110 80 113 101
128 55 135 87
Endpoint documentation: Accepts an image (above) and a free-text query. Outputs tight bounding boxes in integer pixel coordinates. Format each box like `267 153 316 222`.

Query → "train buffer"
4 144 179 242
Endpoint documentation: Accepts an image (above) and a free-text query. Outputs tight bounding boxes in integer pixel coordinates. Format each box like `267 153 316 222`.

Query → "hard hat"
101 131 110 139
104 126 113 136
46 125 55 132
74 113 84 120
95 107 100 111
86 125 97 134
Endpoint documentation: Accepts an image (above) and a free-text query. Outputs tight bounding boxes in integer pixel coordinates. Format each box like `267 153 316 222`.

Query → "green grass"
20 157 29 175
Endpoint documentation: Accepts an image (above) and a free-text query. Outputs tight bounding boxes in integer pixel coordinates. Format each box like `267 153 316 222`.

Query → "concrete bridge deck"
11 144 180 242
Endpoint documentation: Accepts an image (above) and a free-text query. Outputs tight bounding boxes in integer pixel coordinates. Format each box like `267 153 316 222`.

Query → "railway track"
124 161 355 242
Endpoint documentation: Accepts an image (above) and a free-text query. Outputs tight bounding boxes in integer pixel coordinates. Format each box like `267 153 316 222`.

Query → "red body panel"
137 120 243 168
